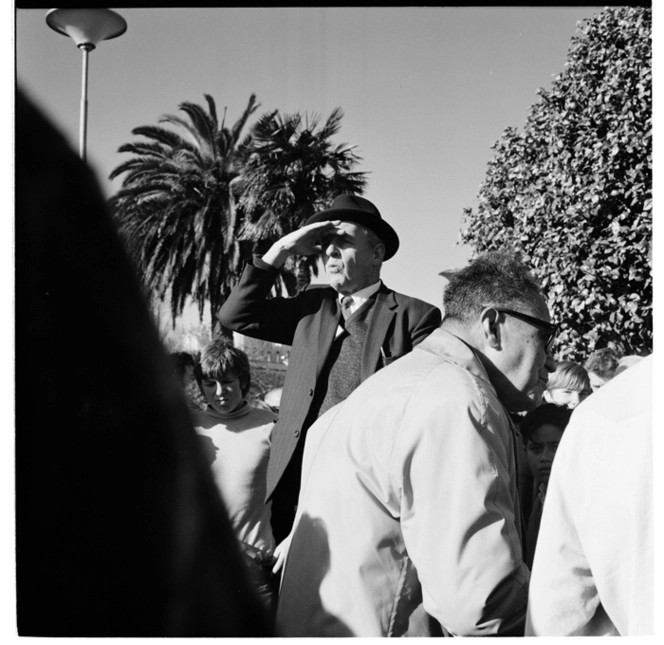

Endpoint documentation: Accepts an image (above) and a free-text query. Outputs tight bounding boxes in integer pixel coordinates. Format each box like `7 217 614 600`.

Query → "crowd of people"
171 195 652 637
18 91 651 636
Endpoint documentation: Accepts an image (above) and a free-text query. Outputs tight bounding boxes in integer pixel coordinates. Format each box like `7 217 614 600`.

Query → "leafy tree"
460 6 652 361
237 108 368 295
109 94 260 336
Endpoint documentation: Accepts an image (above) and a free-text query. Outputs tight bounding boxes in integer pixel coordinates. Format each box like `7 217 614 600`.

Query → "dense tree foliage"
460 7 652 361
109 96 366 329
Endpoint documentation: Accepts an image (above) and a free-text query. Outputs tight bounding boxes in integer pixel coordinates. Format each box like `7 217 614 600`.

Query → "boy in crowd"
521 403 572 568
583 347 621 391
193 340 279 616
543 361 591 409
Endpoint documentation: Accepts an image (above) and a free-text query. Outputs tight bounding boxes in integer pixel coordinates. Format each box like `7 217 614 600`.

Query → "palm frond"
130 124 194 149
107 93 366 320
230 93 260 145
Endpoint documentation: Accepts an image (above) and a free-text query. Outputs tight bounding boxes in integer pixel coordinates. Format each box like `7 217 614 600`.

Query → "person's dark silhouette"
15 89 271 637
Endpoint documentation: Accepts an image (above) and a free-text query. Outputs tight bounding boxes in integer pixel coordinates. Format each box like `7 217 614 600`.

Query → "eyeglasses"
484 306 558 351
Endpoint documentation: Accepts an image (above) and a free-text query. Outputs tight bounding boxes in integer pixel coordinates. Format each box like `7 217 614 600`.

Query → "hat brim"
305 209 400 260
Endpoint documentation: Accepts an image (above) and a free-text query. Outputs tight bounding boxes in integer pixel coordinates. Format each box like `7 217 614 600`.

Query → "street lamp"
46 8 127 161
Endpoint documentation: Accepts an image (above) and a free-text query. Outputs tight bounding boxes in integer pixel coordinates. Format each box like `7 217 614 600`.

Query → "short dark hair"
198 340 251 396
520 403 572 446
583 347 622 378
169 351 195 381
547 361 591 393
443 251 543 325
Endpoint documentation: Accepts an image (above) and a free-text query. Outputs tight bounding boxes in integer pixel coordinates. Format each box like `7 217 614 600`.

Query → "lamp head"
46 8 127 49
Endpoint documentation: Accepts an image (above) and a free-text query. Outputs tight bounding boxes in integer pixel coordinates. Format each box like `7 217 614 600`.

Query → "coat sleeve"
394 366 529 636
218 259 309 345
408 303 441 347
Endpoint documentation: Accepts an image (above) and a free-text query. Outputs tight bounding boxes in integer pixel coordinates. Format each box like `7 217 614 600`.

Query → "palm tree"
237 107 368 295
108 94 259 336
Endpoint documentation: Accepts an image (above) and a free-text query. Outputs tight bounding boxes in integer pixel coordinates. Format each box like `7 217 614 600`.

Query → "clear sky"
15 6 627 318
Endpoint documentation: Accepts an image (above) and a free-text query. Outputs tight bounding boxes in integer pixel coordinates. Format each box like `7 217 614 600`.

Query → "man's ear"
479 307 502 350
373 242 386 264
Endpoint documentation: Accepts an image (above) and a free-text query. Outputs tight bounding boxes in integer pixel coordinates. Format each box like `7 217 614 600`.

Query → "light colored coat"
276 328 529 636
526 355 653 636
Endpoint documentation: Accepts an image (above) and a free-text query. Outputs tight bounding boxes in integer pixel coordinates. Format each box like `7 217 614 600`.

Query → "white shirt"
335 280 382 337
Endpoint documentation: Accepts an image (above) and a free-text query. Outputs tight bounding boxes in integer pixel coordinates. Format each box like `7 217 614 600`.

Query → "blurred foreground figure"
15 90 271 636
526 355 653 636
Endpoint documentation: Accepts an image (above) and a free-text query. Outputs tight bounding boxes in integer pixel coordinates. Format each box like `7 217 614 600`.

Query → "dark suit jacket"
219 259 442 500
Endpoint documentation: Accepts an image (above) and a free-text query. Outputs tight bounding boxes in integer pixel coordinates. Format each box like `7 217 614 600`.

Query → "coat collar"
417 327 495 391
315 293 342 376
361 286 397 381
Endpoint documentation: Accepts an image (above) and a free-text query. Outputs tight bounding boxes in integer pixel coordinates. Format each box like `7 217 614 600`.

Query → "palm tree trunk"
295 256 312 294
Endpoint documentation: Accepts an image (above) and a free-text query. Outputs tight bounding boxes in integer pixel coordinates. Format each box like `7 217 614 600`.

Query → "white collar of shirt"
338 280 382 316
335 280 382 336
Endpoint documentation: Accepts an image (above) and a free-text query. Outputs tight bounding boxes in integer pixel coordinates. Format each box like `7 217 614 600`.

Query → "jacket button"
294 430 300 438
309 388 314 396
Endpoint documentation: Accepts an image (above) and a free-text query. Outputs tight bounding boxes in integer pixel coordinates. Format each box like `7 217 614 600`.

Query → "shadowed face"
588 370 611 391
319 222 383 295
202 369 244 414
526 423 564 485
182 364 196 387
490 295 558 412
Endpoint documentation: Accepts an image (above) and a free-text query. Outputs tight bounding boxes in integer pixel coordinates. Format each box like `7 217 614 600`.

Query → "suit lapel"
315 292 342 377
361 287 397 381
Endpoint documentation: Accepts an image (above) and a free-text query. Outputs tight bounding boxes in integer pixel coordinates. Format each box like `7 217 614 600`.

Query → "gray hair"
443 251 543 326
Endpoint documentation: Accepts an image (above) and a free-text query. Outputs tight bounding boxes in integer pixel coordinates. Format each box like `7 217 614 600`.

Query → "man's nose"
324 242 340 258
216 382 223 396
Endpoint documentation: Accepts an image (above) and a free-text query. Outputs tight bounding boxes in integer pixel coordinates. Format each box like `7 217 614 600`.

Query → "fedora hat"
305 194 400 260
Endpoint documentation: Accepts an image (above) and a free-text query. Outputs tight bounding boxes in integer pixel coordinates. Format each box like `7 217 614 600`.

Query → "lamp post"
46 8 127 162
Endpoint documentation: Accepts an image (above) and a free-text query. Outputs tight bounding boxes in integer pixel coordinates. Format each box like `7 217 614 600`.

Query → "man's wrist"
252 255 281 273
260 243 291 269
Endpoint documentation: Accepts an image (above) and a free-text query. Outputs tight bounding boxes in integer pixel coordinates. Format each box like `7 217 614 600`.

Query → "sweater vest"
310 295 377 422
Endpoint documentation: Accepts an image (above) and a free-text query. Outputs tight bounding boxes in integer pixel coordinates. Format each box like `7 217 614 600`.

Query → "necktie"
340 295 354 320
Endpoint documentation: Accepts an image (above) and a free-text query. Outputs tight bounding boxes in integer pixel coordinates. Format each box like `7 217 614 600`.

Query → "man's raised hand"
262 220 342 268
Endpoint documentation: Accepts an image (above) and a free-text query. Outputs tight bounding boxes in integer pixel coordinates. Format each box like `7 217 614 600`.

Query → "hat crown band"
305 194 399 260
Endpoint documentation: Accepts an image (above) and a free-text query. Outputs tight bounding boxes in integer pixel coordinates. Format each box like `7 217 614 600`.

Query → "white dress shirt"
335 280 382 337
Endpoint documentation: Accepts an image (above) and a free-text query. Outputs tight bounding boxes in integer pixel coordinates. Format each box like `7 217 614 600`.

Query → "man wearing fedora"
219 194 441 543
